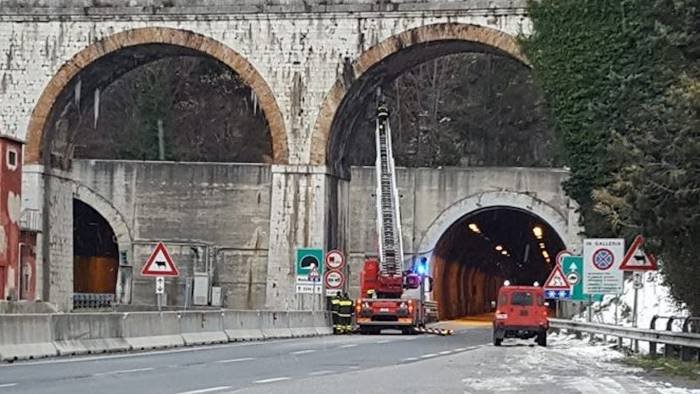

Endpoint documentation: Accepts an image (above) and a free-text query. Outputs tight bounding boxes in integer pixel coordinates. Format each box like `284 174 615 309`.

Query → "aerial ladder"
354 90 447 335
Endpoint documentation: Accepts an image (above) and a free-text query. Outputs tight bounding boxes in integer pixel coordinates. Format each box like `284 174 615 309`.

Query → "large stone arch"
310 22 529 167
25 26 288 166
417 191 574 264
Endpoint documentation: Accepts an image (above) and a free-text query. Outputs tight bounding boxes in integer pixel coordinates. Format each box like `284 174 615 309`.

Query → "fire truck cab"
492 282 549 347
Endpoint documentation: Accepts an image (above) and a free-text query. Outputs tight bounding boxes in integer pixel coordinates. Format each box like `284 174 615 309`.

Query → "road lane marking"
420 353 437 358
439 350 453 355
401 357 418 362
453 347 467 352
216 357 254 364
0 383 17 388
308 370 334 376
339 344 357 348
291 349 316 355
176 386 232 394
376 340 391 344
93 367 154 376
254 377 291 384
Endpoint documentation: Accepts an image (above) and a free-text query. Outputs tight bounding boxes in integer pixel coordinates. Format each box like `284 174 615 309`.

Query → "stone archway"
310 22 529 167
417 191 574 262
25 26 288 166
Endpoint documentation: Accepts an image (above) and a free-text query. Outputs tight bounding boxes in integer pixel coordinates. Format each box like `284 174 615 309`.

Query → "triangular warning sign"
543 264 571 290
141 242 179 277
620 235 658 271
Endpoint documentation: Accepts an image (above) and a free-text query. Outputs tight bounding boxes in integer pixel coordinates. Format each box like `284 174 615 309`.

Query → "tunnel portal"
431 207 566 320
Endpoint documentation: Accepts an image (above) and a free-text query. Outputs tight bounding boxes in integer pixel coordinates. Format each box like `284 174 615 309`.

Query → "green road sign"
562 256 603 302
296 248 324 276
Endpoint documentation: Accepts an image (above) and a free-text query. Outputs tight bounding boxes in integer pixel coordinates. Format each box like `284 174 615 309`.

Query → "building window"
6 148 17 171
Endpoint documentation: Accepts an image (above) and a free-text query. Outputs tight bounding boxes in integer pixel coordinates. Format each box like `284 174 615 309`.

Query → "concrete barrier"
260 311 293 339
0 314 57 361
52 313 131 355
122 312 184 350
287 311 318 337
178 311 228 346
223 310 264 341
313 311 333 335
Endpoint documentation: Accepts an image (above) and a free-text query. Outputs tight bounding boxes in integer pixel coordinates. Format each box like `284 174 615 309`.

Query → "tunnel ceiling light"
533 226 543 239
501 250 508 256
542 250 550 259
468 223 481 234
539 242 546 249
495 245 503 251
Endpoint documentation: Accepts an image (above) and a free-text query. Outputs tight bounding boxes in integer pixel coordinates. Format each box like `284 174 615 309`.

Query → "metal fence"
550 317 700 361
73 293 114 310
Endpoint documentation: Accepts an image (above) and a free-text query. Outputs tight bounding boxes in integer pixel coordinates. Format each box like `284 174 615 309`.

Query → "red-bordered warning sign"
543 264 571 290
619 235 658 271
324 269 345 290
141 242 179 277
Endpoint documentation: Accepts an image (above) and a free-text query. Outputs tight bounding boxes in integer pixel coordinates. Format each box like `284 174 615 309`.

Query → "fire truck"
354 92 434 335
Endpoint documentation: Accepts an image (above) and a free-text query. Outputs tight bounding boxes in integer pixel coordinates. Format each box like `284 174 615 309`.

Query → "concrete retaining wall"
0 309 330 361
0 314 56 361
223 310 264 341
52 313 131 355
122 312 184 350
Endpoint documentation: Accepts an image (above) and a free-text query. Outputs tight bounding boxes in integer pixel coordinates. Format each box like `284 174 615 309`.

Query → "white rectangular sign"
583 238 625 294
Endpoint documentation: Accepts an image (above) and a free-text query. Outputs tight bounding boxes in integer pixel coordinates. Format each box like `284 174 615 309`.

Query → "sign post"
141 242 179 310
619 235 658 342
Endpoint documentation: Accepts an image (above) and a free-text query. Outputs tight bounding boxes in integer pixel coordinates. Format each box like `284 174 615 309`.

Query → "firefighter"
338 293 354 334
330 291 342 334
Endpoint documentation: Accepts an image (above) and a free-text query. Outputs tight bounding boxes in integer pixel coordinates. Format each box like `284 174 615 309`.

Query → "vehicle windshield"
511 291 533 306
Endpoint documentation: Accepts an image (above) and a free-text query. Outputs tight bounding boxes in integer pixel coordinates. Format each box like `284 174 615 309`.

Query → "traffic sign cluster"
543 234 657 301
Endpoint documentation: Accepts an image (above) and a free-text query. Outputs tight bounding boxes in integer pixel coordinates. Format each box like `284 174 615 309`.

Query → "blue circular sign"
592 248 614 270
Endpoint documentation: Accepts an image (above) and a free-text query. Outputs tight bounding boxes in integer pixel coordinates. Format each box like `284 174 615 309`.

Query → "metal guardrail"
549 318 700 360
73 293 114 309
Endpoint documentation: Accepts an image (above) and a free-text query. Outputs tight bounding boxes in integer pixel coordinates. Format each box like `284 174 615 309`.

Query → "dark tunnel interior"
431 207 566 320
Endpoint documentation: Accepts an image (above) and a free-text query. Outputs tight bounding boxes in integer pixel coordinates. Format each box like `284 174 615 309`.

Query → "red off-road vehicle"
492 283 549 346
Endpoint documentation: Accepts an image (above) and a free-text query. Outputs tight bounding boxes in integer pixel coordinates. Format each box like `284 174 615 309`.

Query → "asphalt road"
0 325 491 394
1 323 695 394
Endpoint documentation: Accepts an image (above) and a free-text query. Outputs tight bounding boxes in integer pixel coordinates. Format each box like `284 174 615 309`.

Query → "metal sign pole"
632 272 642 352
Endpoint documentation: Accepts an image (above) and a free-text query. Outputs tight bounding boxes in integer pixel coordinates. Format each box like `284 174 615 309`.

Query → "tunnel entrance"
431 207 566 321
73 199 119 300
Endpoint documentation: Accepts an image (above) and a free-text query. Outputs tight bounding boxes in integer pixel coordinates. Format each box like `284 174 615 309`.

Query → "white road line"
216 357 254 364
0 383 17 388
376 340 391 344
93 367 154 376
254 377 291 384
453 347 467 352
175 386 232 394
291 349 316 355
420 353 437 358
0 341 267 368
401 357 418 362
339 344 357 348
308 370 334 376
439 350 452 355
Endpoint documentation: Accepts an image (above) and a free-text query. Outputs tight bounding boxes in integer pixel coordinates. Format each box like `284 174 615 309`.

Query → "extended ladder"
374 96 404 278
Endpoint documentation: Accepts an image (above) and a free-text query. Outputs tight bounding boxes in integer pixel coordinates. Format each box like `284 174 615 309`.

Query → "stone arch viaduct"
0 0 583 311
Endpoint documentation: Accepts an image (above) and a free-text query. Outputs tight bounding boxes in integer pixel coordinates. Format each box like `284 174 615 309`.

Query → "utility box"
211 286 222 307
192 272 209 305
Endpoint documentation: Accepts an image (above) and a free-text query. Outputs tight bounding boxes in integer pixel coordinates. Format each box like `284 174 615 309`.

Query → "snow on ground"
571 271 689 354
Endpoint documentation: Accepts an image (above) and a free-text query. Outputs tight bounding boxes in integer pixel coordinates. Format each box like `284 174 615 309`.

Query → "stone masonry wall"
345 166 577 299
71 160 271 309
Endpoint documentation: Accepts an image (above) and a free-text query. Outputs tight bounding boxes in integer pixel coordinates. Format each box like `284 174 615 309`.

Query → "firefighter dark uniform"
330 294 341 334
338 295 354 334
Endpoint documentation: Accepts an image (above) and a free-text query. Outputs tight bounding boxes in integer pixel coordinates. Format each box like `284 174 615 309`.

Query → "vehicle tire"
537 330 547 347
493 337 502 346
